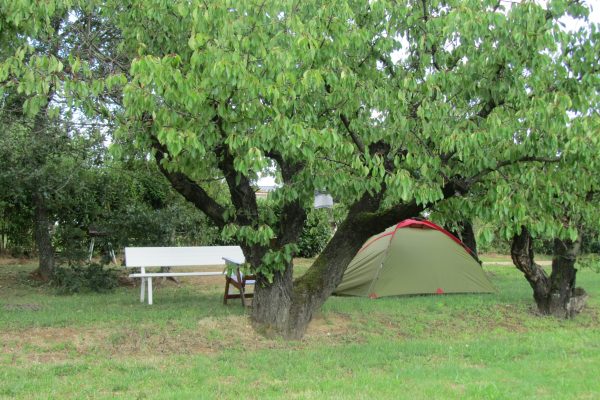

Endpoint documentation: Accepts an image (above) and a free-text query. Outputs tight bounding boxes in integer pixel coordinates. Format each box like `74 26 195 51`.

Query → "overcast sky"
560 0 600 29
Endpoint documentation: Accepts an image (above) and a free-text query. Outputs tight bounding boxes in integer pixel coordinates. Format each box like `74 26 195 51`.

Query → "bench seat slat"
129 271 225 278
125 246 244 267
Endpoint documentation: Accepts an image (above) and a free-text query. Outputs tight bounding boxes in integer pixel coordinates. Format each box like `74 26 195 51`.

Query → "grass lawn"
1 257 599 399
479 253 553 263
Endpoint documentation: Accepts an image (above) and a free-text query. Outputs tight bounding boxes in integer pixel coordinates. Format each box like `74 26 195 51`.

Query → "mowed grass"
1 257 599 399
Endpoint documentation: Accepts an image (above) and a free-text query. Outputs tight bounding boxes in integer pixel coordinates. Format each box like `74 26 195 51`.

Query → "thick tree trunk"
510 227 552 310
250 211 376 339
460 220 479 260
547 237 587 318
251 261 294 336
284 220 370 338
250 190 423 339
510 227 587 318
249 197 375 338
29 88 56 281
32 191 55 281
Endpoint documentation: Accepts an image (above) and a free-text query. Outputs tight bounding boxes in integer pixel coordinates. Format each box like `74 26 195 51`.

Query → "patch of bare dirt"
3 303 42 311
491 304 530 333
0 326 109 363
0 313 357 363
0 256 33 266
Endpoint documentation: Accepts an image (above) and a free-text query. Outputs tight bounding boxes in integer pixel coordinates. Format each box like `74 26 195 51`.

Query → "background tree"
510 159 599 318
443 107 600 317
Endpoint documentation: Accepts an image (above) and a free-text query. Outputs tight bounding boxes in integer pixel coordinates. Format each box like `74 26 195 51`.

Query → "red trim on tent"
396 219 471 252
357 232 394 253
357 218 476 257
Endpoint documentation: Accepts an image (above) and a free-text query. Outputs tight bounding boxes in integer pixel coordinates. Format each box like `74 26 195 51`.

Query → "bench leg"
147 277 153 305
140 278 146 303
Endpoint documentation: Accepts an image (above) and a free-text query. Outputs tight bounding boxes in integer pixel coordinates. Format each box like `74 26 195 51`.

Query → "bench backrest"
124 246 244 268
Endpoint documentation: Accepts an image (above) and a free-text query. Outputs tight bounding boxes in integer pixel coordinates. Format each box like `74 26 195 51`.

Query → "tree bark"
30 94 56 281
284 216 372 338
548 237 587 318
510 226 587 318
251 261 294 336
445 220 479 262
32 191 55 280
510 226 551 310
460 220 480 263
250 193 377 338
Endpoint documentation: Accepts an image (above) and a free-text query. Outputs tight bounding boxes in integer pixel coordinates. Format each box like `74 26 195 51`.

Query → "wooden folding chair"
223 257 255 307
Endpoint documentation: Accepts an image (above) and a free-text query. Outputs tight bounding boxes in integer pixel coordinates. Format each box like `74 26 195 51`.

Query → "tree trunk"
510 227 587 318
250 191 423 339
32 191 55 280
250 211 374 339
446 220 479 262
251 261 294 336
460 220 478 259
29 86 56 281
284 221 370 338
547 237 587 318
510 227 551 310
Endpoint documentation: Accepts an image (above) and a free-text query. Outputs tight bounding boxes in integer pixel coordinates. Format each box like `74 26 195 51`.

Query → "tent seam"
364 222 403 297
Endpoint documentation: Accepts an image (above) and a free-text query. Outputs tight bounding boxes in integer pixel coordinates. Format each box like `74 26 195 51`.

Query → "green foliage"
105 201 227 248
577 254 600 273
53 161 231 260
297 209 333 258
2 0 600 285
114 0 600 275
532 239 555 257
581 228 600 254
0 205 34 257
53 224 89 263
51 262 118 294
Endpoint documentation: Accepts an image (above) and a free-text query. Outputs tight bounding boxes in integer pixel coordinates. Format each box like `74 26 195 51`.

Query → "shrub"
51 262 118 294
297 209 333 258
576 254 600 273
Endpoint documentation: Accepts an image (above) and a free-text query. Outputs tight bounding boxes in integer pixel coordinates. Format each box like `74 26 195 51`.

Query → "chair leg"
240 285 246 307
140 278 146 303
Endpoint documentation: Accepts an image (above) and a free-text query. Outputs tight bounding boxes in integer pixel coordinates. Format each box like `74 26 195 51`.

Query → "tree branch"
151 138 227 227
339 113 366 154
466 155 561 187
264 149 308 247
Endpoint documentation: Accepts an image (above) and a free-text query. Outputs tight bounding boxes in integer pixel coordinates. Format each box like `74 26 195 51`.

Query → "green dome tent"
334 219 495 298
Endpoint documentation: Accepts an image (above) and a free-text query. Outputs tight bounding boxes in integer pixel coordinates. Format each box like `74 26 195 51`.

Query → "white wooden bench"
125 246 247 305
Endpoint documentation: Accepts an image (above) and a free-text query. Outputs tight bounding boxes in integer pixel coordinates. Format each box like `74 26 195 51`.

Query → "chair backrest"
124 246 244 267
